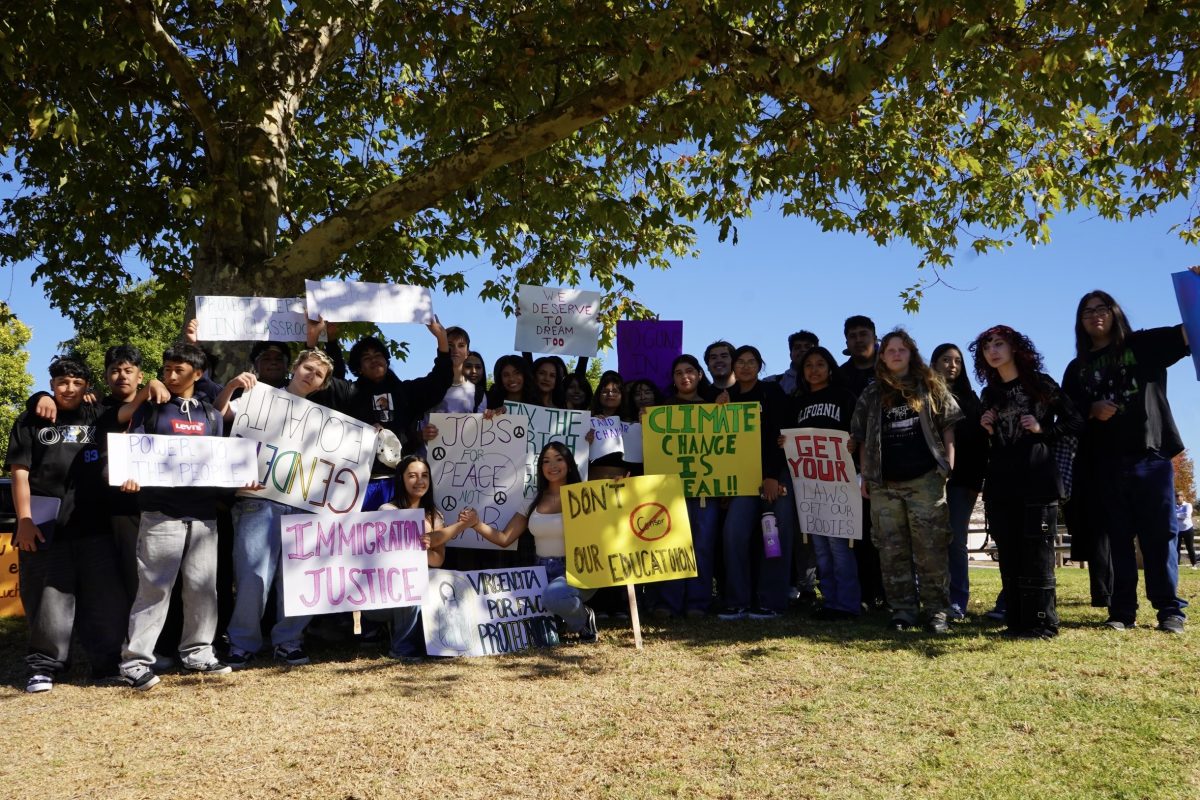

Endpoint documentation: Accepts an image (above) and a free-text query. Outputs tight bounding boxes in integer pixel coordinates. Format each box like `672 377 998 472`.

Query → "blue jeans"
721 483 795 612
653 497 719 615
227 498 312 654
811 534 860 614
1097 453 1186 624
538 556 596 632
363 605 424 657
947 486 978 616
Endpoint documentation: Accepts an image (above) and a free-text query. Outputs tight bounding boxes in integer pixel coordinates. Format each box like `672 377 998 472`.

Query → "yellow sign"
0 534 22 617
562 474 696 590
641 402 762 497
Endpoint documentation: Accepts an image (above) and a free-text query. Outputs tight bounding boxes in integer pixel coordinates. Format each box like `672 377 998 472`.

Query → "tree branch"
121 0 227 166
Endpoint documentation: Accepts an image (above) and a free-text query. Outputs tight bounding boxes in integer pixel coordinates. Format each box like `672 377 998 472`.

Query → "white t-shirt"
524 500 565 558
1178 502 1194 532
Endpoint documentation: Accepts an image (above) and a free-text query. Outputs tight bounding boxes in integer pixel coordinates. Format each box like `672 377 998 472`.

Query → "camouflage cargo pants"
869 469 951 624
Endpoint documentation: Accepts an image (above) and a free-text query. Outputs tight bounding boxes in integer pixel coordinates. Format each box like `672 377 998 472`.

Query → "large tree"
2 1 1197 326
0 304 33 471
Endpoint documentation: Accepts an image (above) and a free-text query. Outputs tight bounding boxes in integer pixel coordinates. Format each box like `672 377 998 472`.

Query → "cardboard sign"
305 279 434 324
562 474 696 589
279 508 429 616
107 433 259 487
195 295 307 342
503 402 590 499
617 320 682 392
422 567 557 657
513 284 601 357
0 534 21 617
427 412 529 551
781 428 862 541
588 416 624 461
641 403 762 497
230 383 377 514
621 422 643 463
1173 269 1200 380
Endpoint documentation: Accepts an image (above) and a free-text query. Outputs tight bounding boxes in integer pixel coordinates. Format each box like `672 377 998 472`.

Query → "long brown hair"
874 329 948 414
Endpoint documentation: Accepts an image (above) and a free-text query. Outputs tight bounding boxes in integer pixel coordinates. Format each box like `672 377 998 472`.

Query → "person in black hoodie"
972 326 1082 638
308 318 451 511
931 343 987 620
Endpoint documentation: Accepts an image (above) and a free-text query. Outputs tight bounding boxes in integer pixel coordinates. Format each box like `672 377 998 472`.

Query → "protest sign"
279 508 429 616
422 567 557 656
194 295 307 342
107 433 259 487
781 428 862 541
427 412 529 550
1173 269 1200 379
0 534 20 617
513 284 601 357
305 279 434 324
562 474 696 590
504 402 590 499
616 320 682 391
230 383 378 514
588 416 624 461
621 421 643 463
641 403 762 497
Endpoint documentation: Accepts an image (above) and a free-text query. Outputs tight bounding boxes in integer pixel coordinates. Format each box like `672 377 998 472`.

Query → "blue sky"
4 199 1198 482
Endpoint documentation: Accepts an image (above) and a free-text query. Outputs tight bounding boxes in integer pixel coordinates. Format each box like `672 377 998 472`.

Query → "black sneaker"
717 606 749 621
124 669 160 691
273 645 311 666
182 659 233 675
748 607 782 620
888 618 912 632
25 673 53 694
1103 619 1135 631
578 607 599 644
225 650 254 670
1157 616 1185 634
925 617 950 634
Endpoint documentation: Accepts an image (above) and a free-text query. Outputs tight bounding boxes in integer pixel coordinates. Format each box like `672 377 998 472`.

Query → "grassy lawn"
2 566 1197 800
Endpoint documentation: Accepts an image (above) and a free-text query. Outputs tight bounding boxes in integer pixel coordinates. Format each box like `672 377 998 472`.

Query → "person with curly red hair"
970 326 1083 638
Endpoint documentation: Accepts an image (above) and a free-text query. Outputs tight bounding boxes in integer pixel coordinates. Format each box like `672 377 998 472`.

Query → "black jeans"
986 496 1059 635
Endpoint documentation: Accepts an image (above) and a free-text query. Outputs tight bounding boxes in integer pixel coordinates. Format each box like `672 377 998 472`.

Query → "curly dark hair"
969 325 1050 403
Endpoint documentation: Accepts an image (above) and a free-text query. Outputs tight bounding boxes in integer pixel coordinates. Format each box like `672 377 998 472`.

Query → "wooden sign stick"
627 584 643 650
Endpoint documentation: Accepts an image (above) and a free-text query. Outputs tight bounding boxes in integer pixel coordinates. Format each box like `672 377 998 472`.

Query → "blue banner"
1173 269 1200 380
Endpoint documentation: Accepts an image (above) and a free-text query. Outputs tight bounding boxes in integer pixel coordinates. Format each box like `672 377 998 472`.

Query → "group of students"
6 278 1195 694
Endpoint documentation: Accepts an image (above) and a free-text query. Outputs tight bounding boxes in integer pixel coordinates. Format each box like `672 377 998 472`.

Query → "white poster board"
621 421 643 463
194 296 307 342
513 284 601 357
305 279 434 324
230 383 377 514
781 428 863 541
503 402 590 500
280 508 429 616
422 567 556 656
427 412 529 551
107 433 259 487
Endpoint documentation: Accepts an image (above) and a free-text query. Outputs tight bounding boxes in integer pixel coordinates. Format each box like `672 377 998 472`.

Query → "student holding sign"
218 349 338 668
461 442 599 642
971 326 1082 639
850 331 962 634
719 346 793 621
486 355 538 409
782 346 861 621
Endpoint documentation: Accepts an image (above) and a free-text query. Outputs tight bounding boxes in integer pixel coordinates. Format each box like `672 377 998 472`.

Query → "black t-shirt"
786 386 857 434
880 402 936 481
981 373 1082 500
1062 326 1189 459
4 404 112 538
839 359 876 399
947 386 986 491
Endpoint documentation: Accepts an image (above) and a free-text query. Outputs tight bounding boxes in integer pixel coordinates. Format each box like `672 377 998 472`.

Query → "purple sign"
1173 269 1200 380
617 320 683 392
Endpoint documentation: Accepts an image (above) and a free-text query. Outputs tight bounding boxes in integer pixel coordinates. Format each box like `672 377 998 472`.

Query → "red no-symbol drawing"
630 502 671 542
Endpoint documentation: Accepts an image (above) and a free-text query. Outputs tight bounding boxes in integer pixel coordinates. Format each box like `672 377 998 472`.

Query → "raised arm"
118 380 168 425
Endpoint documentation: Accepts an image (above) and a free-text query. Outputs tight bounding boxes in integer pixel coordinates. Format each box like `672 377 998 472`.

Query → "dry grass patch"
2 568 1198 800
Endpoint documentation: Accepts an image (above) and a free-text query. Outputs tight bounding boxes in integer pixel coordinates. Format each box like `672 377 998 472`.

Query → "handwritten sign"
230 383 377 514
562 474 696 590
617 320 682 392
195 295 307 342
782 428 862 541
107 433 259 487
503 402 590 499
588 416 624 460
1173 269 1200 379
621 422 643 463
0 534 21 617
641 403 762 497
422 567 557 656
305 279 434 324
513 284 601 357
427 412 529 551
279 508 428 616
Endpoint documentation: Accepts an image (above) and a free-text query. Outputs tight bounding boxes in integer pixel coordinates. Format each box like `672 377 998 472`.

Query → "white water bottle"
761 512 782 558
